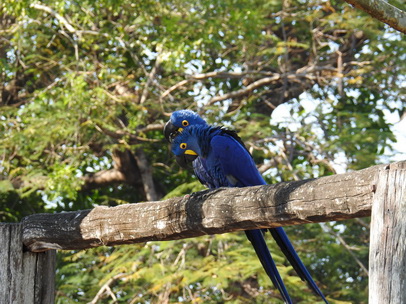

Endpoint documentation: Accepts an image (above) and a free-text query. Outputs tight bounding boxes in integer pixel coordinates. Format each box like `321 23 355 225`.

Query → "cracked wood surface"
369 161 406 303
0 223 56 303
22 161 405 252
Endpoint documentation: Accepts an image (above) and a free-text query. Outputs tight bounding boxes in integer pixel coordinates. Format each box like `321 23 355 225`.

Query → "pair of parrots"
164 110 328 304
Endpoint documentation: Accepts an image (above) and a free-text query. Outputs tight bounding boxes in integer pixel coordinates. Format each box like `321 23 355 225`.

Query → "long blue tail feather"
245 230 293 304
269 227 329 304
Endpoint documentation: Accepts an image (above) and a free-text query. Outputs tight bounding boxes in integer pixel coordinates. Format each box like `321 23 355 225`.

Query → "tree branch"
30 3 77 34
343 0 406 34
81 169 126 190
206 66 338 106
88 273 127 304
81 150 145 195
21 161 403 252
139 55 161 104
208 74 282 105
93 123 163 144
159 71 282 101
321 223 369 276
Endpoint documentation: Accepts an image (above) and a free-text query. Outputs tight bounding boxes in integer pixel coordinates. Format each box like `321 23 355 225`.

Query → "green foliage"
163 180 206 199
57 233 333 303
0 185 47 222
0 0 404 303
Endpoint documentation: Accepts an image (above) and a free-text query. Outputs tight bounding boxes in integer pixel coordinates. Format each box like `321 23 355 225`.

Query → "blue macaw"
164 110 328 304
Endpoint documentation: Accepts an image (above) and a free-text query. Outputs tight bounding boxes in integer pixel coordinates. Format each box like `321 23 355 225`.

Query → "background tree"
0 0 404 303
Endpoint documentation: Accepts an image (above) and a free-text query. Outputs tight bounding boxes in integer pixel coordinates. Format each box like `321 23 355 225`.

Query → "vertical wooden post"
0 223 56 304
369 162 406 303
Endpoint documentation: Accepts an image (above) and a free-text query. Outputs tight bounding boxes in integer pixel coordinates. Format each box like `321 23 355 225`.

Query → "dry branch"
344 0 406 34
208 74 282 105
31 3 76 33
22 162 405 253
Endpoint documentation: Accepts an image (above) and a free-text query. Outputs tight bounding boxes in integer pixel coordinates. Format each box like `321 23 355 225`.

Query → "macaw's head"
171 126 202 168
163 110 207 143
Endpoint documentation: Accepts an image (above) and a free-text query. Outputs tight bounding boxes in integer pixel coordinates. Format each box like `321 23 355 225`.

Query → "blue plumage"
165 111 328 304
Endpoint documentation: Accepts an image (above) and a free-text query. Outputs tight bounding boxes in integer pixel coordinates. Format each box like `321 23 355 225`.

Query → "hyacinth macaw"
164 110 328 304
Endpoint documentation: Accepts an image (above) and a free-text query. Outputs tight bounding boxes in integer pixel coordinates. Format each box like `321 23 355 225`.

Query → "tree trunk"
134 148 160 201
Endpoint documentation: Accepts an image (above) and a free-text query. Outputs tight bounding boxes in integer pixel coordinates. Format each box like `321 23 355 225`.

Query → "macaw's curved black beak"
175 153 198 169
163 120 179 142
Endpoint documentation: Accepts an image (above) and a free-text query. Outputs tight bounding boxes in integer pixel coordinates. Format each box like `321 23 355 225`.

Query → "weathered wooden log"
21 161 401 253
369 161 406 303
0 223 56 303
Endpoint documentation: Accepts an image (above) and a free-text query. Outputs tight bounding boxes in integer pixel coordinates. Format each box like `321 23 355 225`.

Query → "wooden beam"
369 161 406 302
0 223 56 303
22 162 404 252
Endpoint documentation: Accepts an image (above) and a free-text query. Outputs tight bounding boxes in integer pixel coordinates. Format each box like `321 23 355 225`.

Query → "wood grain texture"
343 0 406 34
21 162 399 252
369 161 406 303
0 223 56 303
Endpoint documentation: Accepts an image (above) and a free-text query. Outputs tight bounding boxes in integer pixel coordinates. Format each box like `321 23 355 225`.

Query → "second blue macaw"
164 110 328 304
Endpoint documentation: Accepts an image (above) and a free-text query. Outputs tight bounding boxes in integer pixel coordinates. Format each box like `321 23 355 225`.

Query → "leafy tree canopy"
0 0 404 302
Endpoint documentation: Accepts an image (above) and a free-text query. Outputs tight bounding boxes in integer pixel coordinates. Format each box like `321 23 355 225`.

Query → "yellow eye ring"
180 143 187 149
182 120 189 127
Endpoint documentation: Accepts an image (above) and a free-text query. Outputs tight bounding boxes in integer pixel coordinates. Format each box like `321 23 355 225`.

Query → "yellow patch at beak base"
185 149 198 156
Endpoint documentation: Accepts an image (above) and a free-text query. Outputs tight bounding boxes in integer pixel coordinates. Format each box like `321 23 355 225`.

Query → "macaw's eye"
182 120 189 127
180 143 187 149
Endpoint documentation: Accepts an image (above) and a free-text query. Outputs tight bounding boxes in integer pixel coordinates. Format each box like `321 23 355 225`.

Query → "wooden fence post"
369 162 406 303
0 223 56 304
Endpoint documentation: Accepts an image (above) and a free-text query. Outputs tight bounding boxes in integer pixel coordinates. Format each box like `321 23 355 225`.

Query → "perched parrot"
164 110 328 304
